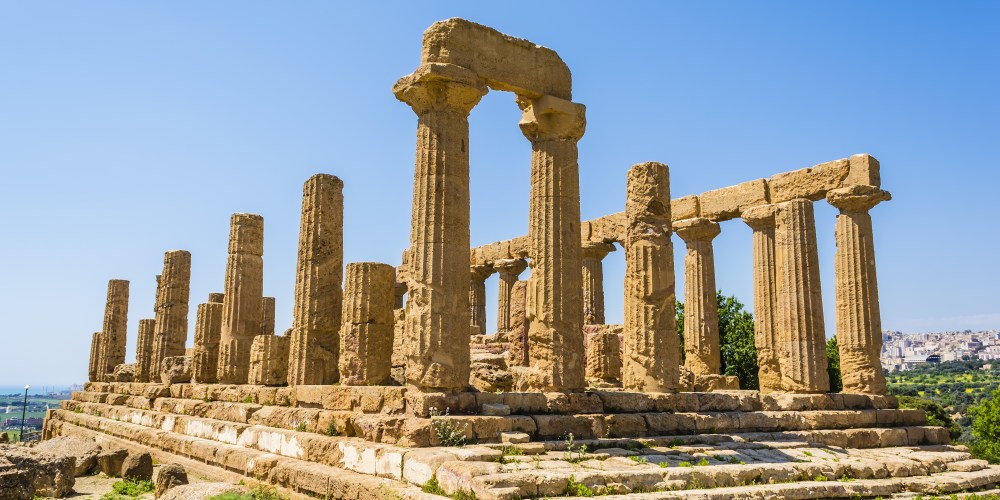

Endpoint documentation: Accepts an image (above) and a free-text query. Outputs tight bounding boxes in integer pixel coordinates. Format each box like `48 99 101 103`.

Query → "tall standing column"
827 185 891 394
288 174 344 386
581 241 615 325
134 319 156 383
192 303 224 384
674 217 721 377
88 332 101 383
774 199 829 393
99 279 129 381
339 262 396 385
394 63 486 391
517 94 587 391
742 205 782 393
149 250 192 380
218 214 264 384
469 265 493 335
623 162 680 392
494 259 528 333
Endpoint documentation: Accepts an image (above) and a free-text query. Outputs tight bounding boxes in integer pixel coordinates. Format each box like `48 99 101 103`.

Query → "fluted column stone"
742 205 782 393
149 251 191 382
339 262 396 386
134 319 156 383
494 259 528 333
261 296 275 335
88 332 101 383
469 265 493 335
218 214 264 384
99 279 130 381
674 217 721 377
581 241 615 325
192 303 224 384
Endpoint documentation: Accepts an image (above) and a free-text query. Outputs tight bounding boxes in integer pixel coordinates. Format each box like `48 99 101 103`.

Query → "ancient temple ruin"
45 18 1000 499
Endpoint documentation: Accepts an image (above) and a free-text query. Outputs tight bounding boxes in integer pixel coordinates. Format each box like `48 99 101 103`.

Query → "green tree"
676 291 758 390
827 337 842 393
970 386 1000 463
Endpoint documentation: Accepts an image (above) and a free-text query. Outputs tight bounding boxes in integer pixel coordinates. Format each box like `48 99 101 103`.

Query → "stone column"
192 303 224 384
517 94 587 391
774 199 830 393
208 293 224 304
339 262 395 386
494 259 527 333
261 296 275 335
622 162 680 392
742 205 782 393
288 174 344 386
393 282 407 310
249 335 290 386
581 241 615 325
585 329 622 386
88 332 101 383
134 319 156 383
394 63 486 391
507 280 529 367
99 279 129 380
149 250 191 381
218 214 264 384
674 217 721 377
828 185 891 394
469 265 493 335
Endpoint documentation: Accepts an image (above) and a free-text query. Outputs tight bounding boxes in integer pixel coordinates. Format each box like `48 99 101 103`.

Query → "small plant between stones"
562 433 588 463
429 407 467 447
99 479 154 499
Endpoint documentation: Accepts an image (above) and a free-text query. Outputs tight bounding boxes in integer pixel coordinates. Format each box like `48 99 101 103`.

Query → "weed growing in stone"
679 461 693 467
429 407 467 447
565 475 595 497
325 423 339 436
696 457 710 466
629 456 648 464
101 479 154 499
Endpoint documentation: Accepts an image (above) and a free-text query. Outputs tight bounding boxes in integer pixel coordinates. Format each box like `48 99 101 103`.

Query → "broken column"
742 205 783 393
249 334 290 386
517 94 587 391
134 319 156 383
149 251 192 381
261 296 275 335
674 217 721 377
394 63 486 391
339 262 395 385
192 303 224 384
774 199 830 393
469 265 493 335
585 328 622 387
88 332 101 383
623 162 680 392
828 185 891 394
288 174 344 386
581 241 615 325
494 258 527 333
218 214 264 385
99 279 129 381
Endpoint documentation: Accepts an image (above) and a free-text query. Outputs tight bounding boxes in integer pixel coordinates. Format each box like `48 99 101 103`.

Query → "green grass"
99 479 154 499
206 483 287 500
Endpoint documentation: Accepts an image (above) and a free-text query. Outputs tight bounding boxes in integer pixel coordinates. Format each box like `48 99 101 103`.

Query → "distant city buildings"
881 330 1000 371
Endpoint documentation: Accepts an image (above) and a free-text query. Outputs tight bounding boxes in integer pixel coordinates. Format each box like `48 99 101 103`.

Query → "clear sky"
1 2 997 385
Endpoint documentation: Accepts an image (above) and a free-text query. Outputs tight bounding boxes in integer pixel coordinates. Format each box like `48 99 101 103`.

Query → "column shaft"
469 266 492 335
218 214 264 384
494 259 527 333
150 251 191 381
134 319 156 383
581 242 614 325
742 205 782 392
99 279 129 380
192 303 223 384
88 332 101 383
675 218 721 377
339 262 396 385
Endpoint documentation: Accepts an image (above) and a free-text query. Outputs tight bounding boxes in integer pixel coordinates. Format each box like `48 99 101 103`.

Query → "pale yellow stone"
674 217 721 378
847 153 881 187
192 303 223 384
150 250 191 383
339 262 395 386
494 259 527 333
468 265 493 335
585 328 622 385
98 279 129 382
134 319 156 383
741 204 782 393
581 241 614 325
248 334 290 386
768 158 849 203
507 280 529 368
671 195 700 221
698 179 769 221
218 214 264 385
260 297 275 336
88 332 101 383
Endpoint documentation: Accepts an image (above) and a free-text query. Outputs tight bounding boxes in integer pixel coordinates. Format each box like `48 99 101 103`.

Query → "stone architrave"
622 162 679 392
149 251 191 381
394 63 486 391
99 279 129 381
469 265 493 335
674 217 722 377
828 185 891 395
191 303 224 384
88 332 101 383
134 319 156 383
742 205 782 393
288 174 344 386
581 241 615 325
249 335 290 386
261 296 275 335
339 262 396 385
494 259 527 333
218 214 264 385
507 280 529 367
774 199 830 393
517 94 587 391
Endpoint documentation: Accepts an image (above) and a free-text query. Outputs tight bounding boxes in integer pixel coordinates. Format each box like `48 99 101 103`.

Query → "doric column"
99 279 129 381
581 241 615 325
288 174 344 386
134 319 156 383
149 250 191 381
261 296 275 335
469 265 493 335
249 335 290 386
674 217 721 377
192 303 223 384
623 162 680 392
218 214 264 384
585 330 622 386
494 259 528 333
88 332 101 383
394 63 486 391
507 280 529 367
517 94 587 391
741 205 782 393
774 199 830 393
827 185 891 394
339 262 396 385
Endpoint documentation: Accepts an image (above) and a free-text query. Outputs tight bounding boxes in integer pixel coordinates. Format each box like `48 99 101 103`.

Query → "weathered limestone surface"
769 158 850 203
774 199 830 393
507 280 529 367
699 179 769 221
828 185 891 395
248 334 290 386
674 217 721 377
516 94 586 391
494 258 527 333
160 356 192 385
395 63 485 391
134 319 155 383
208 293 224 304
584 326 622 386
88 332 101 383
581 241 614 325
622 162 679 392
468 265 492 335
742 204 782 393
149 251 191 382
339 263 395 386
288 173 344 387
848 153 881 187
191 303 223 384
260 296 275 336
218 214 264 385
99 279 129 381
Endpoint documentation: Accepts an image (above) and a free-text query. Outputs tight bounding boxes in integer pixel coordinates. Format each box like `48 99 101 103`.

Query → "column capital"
673 217 721 243
493 258 528 277
826 185 891 214
741 204 778 230
470 264 494 282
581 241 616 261
517 94 586 142
393 63 487 116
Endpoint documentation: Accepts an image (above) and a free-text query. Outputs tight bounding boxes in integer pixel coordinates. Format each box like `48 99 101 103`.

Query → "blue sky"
1 2 997 385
